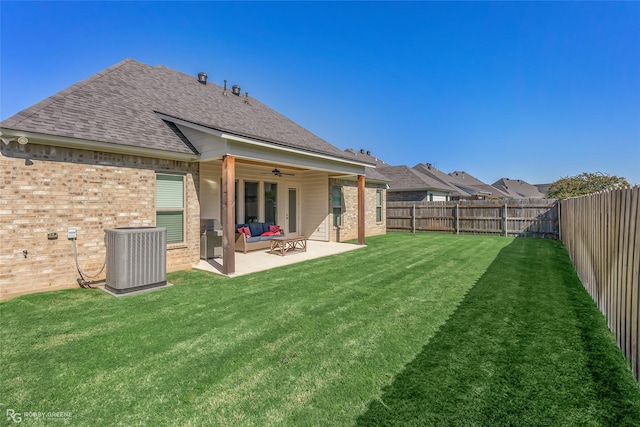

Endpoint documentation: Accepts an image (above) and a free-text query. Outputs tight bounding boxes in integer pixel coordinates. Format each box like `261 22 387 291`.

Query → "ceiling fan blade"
265 168 295 177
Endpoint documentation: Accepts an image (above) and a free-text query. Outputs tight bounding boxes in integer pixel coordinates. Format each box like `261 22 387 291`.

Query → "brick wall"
0 142 199 300
387 190 450 202
387 190 429 202
329 179 386 242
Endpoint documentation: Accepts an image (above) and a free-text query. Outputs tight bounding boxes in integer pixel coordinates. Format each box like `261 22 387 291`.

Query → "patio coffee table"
269 236 307 256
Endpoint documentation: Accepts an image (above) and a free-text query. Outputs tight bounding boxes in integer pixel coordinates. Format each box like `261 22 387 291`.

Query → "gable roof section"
412 163 477 196
447 170 510 198
413 164 504 198
1 59 365 165
378 165 457 193
492 178 545 199
449 170 489 186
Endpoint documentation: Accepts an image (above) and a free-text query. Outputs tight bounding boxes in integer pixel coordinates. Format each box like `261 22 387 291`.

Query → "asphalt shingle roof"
492 178 545 199
378 165 455 192
446 169 510 198
340 149 390 182
344 148 390 168
1 59 364 163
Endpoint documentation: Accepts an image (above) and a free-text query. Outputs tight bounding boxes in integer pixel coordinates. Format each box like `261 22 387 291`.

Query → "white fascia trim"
156 113 374 168
0 128 199 161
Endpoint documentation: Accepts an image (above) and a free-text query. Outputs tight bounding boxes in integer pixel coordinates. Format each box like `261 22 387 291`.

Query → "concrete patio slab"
193 240 365 277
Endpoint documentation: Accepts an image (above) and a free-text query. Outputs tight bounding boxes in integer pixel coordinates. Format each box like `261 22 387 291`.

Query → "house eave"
0 128 200 162
221 132 374 168
155 112 375 169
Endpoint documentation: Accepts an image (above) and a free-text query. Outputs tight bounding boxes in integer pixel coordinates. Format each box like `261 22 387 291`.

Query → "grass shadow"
356 238 640 426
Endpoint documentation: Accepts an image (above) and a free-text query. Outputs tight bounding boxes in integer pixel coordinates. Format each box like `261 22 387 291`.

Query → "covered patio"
193 240 365 277
156 80 385 276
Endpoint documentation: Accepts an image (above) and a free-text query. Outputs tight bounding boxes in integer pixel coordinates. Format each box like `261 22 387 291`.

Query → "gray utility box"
105 227 167 294
201 219 223 259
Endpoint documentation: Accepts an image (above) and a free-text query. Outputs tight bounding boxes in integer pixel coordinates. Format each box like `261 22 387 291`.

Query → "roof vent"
232 85 241 96
360 149 365 154
426 163 432 169
366 150 371 155
197 72 208 84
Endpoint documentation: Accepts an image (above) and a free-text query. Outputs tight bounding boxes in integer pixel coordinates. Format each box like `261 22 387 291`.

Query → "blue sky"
2 1 639 185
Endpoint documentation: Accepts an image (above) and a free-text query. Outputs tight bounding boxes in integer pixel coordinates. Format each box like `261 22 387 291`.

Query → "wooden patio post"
221 155 235 274
358 174 365 245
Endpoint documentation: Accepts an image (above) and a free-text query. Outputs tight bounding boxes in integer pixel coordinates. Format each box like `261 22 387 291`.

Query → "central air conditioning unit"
105 227 167 294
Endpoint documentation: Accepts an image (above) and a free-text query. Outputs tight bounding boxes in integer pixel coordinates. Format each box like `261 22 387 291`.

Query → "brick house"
0 59 386 299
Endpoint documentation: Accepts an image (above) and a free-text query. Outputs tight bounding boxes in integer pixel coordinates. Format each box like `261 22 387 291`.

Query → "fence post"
503 202 508 237
455 203 459 234
412 204 416 233
557 201 561 241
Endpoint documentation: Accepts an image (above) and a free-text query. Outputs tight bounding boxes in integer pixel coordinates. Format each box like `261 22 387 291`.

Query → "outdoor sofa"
235 222 284 253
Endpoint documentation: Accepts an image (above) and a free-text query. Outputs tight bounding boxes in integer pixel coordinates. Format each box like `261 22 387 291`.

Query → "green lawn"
1 234 638 426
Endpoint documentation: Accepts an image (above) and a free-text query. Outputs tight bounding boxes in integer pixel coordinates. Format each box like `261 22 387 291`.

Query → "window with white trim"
332 186 342 227
156 173 185 244
376 189 383 222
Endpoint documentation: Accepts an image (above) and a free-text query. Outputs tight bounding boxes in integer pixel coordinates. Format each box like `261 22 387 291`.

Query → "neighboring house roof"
1 59 364 165
535 183 551 196
345 148 390 167
446 170 510 198
413 164 506 198
363 166 390 183
413 163 470 196
377 165 456 193
341 149 389 183
449 170 487 186
492 178 545 199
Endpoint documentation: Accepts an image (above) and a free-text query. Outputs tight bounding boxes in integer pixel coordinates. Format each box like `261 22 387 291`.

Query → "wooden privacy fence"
560 187 639 381
387 199 559 238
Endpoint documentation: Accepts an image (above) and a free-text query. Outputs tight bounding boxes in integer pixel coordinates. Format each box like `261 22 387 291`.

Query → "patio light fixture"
0 132 29 145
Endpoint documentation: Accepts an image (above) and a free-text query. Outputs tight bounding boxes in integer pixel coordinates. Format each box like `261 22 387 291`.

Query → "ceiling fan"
271 168 295 177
